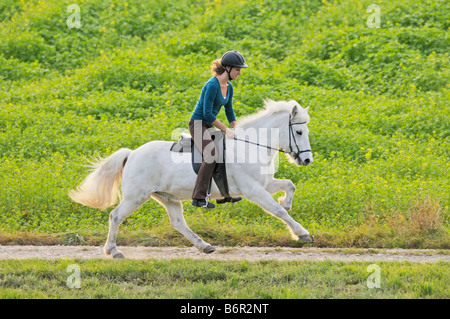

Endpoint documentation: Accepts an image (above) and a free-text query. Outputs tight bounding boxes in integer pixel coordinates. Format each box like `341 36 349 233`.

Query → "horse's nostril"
304 158 310 164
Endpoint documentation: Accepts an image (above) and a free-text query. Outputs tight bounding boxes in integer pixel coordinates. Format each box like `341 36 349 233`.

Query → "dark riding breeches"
188 120 218 200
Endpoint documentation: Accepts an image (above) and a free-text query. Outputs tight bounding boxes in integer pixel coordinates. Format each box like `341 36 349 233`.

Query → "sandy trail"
0 246 448 263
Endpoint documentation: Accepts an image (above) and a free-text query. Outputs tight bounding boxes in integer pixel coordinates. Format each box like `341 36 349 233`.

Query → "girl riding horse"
189 50 248 208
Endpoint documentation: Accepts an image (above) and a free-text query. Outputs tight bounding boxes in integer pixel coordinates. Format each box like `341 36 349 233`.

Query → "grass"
0 0 448 249
0 259 448 299
0 196 447 249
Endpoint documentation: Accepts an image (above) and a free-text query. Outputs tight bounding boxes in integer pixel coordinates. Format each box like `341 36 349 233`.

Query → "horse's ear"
305 106 310 112
292 105 298 117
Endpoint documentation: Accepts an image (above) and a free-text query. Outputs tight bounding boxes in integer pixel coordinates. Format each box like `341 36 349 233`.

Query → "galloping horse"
69 99 313 258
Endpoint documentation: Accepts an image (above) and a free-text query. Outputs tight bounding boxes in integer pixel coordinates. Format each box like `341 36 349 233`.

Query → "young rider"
189 50 248 208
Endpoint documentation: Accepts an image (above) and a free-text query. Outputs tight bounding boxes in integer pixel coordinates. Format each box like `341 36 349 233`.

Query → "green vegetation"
0 259 448 298
0 0 448 248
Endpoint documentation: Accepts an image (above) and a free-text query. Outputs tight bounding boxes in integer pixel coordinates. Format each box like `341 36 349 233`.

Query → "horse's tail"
69 148 132 210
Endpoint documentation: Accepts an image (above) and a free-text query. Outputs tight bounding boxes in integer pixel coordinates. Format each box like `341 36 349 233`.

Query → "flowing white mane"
236 99 309 128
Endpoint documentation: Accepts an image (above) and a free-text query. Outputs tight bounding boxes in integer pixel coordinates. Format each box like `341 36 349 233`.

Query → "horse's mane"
236 99 309 128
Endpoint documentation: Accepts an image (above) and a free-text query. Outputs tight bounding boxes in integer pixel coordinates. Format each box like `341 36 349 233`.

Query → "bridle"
233 115 312 159
287 115 312 160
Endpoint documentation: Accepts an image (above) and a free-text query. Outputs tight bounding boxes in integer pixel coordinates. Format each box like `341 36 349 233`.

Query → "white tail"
69 148 132 210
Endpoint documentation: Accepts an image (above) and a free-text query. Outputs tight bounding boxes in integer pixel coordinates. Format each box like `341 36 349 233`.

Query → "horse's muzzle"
296 152 313 166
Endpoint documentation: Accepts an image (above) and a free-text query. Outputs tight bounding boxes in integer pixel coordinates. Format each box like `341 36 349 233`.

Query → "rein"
232 137 288 153
232 116 312 157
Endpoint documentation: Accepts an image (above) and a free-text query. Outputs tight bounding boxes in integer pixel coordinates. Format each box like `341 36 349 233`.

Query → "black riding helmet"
221 50 248 80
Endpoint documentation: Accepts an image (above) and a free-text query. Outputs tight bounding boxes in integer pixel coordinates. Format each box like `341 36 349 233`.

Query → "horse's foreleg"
266 179 296 211
104 197 147 258
151 194 215 254
245 188 312 242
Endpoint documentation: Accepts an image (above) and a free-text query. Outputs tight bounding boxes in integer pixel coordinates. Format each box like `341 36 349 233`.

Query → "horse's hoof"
299 235 313 242
203 245 215 254
112 252 125 259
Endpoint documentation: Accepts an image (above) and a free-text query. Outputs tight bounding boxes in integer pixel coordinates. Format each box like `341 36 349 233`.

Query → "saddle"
170 131 239 204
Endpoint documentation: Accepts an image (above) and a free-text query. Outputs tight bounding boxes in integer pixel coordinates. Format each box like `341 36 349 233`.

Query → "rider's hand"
225 128 235 139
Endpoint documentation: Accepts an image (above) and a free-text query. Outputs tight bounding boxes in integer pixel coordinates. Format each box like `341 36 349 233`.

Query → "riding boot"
192 199 216 209
216 197 242 204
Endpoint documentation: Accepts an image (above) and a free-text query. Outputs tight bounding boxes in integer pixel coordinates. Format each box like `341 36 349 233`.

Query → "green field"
0 0 448 249
0 259 448 298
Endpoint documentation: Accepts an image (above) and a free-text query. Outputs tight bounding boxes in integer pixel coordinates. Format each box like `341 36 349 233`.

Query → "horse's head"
285 101 313 166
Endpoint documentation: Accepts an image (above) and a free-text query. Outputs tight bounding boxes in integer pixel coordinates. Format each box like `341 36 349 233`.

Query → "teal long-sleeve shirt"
190 77 236 126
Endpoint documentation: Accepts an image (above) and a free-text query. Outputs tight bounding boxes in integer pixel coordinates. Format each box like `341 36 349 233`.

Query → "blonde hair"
210 59 227 76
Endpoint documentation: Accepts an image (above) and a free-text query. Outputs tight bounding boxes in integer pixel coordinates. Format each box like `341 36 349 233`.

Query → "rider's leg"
189 120 217 207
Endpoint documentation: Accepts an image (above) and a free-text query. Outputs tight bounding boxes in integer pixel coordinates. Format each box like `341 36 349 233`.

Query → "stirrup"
216 197 242 204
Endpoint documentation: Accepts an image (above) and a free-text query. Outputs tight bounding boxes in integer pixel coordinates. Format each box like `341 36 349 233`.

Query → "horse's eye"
296 130 303 135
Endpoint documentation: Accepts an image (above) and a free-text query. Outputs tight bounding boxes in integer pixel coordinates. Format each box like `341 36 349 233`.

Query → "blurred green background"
0 0 448 248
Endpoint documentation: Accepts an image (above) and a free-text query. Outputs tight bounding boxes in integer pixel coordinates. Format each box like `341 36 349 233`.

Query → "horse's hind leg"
151 193 215 254
104 196 148 258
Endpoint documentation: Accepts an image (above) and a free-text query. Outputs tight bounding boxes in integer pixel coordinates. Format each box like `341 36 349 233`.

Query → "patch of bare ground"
0 246 448 263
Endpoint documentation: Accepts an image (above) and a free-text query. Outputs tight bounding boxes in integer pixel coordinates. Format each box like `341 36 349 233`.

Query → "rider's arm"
212 119 228 132
224 85 236 125
212 119 235 138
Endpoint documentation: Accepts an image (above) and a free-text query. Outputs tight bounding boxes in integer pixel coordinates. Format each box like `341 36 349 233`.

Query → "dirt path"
0 246 448 262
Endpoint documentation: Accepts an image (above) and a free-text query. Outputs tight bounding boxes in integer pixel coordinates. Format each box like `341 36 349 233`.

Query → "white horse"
69 99 313 258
